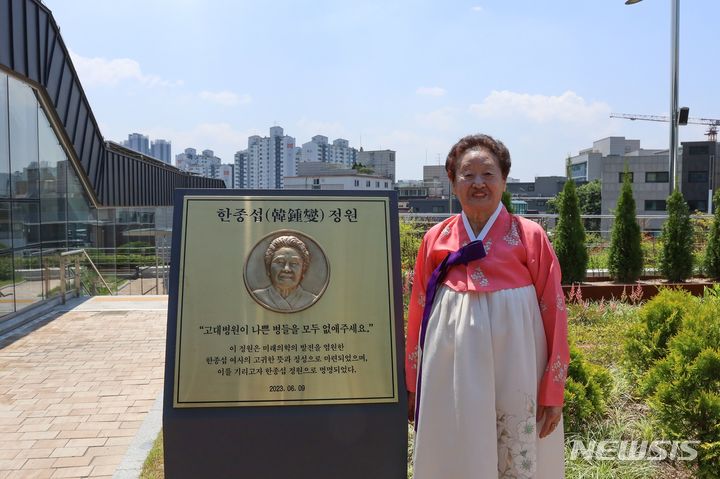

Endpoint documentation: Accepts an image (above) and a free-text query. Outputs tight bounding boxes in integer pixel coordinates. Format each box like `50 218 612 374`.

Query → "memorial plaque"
173 195 398 407
164 190 407 479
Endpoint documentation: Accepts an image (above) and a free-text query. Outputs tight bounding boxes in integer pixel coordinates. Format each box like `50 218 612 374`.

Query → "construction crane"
610 112 720 141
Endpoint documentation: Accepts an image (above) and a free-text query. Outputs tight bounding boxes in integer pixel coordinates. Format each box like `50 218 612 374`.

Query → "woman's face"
451 147 506 220
269 247 304 290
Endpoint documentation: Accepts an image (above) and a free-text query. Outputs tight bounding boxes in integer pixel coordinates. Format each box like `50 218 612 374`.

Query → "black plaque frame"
163 189 408 479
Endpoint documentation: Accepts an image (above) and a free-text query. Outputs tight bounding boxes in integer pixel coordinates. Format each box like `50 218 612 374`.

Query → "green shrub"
659 188 694 282
399 220 422 272
623 289 697 384
552 179 588 284
501 191 514 214
641 298 720 478
563 344 612 433
608 167 643 282
705 191 720 279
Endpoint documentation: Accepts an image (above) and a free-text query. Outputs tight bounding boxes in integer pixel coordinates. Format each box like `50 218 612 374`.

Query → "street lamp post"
626 0 680 194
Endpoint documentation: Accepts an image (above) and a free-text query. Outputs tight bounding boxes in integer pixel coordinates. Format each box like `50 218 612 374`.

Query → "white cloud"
469 90 611 123
69 50 182 88
199 90 252 107
416 86 447 97
415 107 458 131
471 6 483 12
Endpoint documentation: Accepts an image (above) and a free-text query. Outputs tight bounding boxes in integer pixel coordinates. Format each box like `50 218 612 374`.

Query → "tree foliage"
704 191 720 279
501 191 514 214
552 179 588 283
623 288 696 385
563 344 612 434
608 168 643 282
577 180 601 215
659 188 694 282
547 180 600 215
641 297 720 478
351 162 374 174
547 180 601 232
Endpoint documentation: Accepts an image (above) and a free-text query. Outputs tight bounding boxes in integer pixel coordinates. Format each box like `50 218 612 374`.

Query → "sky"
42 0 720 182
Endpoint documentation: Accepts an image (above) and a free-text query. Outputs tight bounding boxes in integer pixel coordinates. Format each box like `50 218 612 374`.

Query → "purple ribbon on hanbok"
414 240 486 430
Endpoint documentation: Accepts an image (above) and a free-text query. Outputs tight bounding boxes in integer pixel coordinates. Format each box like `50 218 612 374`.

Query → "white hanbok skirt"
413 285 565 478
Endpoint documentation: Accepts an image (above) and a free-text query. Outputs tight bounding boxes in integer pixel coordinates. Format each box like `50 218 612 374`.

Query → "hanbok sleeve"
405 235 429 393
520 219 569 407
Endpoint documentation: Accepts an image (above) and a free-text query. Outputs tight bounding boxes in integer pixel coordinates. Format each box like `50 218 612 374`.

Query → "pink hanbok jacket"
405 207 570 406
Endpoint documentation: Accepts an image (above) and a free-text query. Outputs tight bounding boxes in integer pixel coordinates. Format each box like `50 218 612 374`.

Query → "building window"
619 172 634 183
312 178 320 185
384 182 388 188
354 180 359 187
570 162 587 180
688 171 708 183
689 145 709 155
366 181 370 187
645 200 667 211
687 200 708 212
645 171 669 183
375 181 380 188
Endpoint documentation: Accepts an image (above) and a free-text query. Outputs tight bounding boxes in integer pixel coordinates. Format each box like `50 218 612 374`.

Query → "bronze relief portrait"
244 230 329 313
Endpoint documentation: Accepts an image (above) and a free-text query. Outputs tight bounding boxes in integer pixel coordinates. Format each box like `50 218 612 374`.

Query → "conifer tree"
552 179 588 283
608 167 643 282
705 191 720 279
659 188 694 282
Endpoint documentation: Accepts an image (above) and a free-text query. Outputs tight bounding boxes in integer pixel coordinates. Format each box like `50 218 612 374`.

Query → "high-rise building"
123 133 171 164
241 126 297 189
175 148 222 178
124 133 150 156
234 150 248 189
300 136 357 166
151 139 172 164
215 164 235 189
357 149 396 182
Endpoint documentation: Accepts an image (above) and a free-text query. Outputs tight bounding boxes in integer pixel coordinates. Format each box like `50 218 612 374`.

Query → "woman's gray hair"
264 235 311 274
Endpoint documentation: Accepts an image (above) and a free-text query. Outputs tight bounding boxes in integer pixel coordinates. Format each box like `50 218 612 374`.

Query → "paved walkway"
0 296 168 479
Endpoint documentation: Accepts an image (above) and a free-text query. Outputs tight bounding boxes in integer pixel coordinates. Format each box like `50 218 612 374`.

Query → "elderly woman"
406 134 568 478
253 235 317 312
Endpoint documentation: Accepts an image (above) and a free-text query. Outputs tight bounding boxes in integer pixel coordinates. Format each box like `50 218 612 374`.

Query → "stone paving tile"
51 456 92 468
0 297 167 478
21 458 57 470
15 450 56 461
7 470 54 479
50 465 93 478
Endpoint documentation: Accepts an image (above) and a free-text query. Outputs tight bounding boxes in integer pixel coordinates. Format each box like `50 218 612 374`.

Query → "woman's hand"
536 405 562 438
408 391 416 422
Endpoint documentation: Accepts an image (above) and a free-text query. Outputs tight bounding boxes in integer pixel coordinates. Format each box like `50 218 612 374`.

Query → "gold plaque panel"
174 196 398 407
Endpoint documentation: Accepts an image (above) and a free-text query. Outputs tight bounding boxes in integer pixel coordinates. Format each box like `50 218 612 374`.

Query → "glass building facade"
0 72 173 322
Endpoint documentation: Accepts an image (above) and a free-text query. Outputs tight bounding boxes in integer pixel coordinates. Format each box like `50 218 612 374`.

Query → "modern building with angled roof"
0 0 225 322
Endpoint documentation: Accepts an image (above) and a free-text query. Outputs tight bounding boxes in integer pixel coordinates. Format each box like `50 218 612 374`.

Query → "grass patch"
567 300 640 367
140 432 163 479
